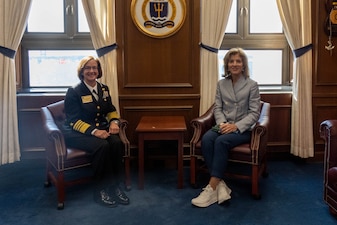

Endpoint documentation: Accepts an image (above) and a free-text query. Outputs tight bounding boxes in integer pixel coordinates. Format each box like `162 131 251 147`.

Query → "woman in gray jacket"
192 48 261 208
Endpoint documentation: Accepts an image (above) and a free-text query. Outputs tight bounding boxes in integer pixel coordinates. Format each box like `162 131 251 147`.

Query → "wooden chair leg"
190 156 198 188
56 171 65 210
124 157 131 190
251 165 261 199
329 207 337 217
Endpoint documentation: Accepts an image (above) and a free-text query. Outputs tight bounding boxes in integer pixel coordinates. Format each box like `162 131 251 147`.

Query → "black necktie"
92 89 98 100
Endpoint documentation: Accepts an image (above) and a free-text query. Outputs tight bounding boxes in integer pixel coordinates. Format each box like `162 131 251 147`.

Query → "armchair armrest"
250 102 270 164
119 118 130 157
320 120 337 169
190 104 215 155
320 120 337 140
250 122 268 164
41 107 67 158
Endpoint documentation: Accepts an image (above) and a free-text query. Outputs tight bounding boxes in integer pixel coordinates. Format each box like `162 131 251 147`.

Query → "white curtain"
199 0 233 115
0 0 32 165
276 0 314 158
81 0 120 114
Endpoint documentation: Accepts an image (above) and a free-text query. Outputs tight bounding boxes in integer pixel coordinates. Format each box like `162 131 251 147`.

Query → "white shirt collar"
83 81 97 93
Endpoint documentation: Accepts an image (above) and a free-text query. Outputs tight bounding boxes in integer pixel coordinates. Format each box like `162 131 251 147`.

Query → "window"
219 0 290 88
20 0 96 91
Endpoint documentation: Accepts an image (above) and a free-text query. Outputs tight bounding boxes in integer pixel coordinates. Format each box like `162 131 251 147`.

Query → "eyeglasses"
83 66 98 71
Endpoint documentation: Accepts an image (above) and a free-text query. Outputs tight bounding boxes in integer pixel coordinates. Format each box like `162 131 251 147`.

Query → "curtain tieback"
96 43 118 57
0 45 16 59
293 43 313 58
199 42 218 53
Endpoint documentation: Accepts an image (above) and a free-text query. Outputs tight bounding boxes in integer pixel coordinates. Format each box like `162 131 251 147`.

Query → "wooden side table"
136 116 187 189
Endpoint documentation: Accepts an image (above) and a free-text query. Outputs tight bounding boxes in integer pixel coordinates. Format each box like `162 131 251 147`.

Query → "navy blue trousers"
64 131 124 187
201 129 251 179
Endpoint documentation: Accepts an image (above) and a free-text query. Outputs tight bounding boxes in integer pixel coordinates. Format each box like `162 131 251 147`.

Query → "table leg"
138 134 144 189
177 133 184 189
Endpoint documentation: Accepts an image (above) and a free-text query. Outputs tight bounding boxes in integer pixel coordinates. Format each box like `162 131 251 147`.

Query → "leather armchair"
320 119 337 217
190 101 270 199
41 100 131 209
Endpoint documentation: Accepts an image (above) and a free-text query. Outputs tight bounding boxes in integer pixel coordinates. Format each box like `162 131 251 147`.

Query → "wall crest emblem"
131 0 186 38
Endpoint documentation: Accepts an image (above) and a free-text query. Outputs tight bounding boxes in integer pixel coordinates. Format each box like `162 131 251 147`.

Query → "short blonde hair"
77 56 102 80
223 47 250 78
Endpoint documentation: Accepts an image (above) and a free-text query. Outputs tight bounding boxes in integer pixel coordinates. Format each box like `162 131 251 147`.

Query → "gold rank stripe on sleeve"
106 111 119 121
72 120 91 133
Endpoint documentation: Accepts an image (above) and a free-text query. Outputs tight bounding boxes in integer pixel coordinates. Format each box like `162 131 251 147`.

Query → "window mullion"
73 0 80 35
65 0 75 38
235 0 247 38
241 0 249 38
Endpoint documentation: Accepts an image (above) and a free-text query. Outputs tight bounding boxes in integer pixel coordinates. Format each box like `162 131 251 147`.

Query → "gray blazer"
214 76 261 133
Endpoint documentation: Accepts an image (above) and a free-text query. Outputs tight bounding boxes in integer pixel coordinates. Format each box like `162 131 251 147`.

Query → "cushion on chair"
229 144 252 162
194 140 252 162
63 148 92 169
66 148 91 159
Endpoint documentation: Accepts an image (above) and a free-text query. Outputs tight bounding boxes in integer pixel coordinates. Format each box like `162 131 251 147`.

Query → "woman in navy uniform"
191 48 261 208
63 56 129 207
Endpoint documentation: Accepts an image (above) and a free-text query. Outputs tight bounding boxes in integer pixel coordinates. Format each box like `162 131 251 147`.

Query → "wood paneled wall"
17 94 64 158
312 0 337 160
261 93 292 158
115 0 200 146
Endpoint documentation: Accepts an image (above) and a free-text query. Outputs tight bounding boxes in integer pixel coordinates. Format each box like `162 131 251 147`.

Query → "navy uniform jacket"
64 81 119 135
214 75 261 133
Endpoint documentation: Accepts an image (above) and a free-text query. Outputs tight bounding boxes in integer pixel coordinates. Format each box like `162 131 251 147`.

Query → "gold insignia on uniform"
107 111 120 121
82 95 93 103
103 91 109 99
73 120 91 133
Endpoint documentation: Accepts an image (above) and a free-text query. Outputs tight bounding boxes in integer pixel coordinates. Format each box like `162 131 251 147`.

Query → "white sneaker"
191 184 218 207
217 180 232 204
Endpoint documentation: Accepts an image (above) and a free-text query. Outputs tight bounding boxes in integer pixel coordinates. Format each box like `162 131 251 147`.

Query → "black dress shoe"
112 186 130 205
94 189 118 208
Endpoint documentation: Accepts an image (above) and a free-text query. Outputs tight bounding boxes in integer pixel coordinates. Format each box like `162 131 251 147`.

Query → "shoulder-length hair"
77 56 103 80
223 47 250 78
